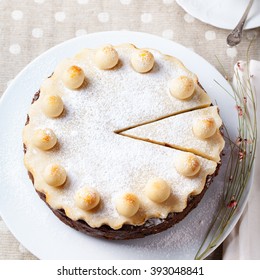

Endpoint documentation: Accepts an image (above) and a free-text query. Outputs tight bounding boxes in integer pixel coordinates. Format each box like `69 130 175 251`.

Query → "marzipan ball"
169 76 195 100
43 163 67 187
175 152 201 177
131 49 155 73
62 65 85 89
95 45 119 70
145 178 171 203
41 94 64 118
193 117 217 139
116 193 140 217
75 187 100 211
32 128 57 150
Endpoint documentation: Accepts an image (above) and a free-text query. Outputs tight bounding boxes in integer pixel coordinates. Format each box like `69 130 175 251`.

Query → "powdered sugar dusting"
23 44 217 229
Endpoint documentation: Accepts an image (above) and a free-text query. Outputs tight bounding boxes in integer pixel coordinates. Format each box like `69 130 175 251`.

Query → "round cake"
23 44 225 239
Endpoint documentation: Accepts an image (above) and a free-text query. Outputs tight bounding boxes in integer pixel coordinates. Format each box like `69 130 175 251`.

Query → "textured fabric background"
0 0 259 260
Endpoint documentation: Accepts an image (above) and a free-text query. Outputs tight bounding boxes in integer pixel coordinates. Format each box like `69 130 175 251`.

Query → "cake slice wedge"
120 106 225 162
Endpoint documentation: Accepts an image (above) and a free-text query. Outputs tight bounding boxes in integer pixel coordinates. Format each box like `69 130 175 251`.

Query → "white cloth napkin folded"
223 60 260 260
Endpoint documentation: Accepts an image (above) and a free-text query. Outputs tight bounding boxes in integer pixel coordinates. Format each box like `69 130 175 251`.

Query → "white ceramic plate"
0 31 246 260
176 0 260 30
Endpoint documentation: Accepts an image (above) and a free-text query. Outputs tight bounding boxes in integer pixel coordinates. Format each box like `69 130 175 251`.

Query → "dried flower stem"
195 42 257 260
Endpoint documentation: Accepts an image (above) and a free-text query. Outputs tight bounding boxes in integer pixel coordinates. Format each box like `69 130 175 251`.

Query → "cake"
23 44 225 239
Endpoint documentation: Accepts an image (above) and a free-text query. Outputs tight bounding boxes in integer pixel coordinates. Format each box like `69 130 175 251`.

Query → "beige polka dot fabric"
0 0 259 260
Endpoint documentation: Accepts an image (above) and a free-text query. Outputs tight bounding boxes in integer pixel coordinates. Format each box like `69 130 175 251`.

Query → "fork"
226 0 254 47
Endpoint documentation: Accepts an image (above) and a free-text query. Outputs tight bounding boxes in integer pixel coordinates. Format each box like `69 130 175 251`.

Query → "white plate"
0 31 244 260
176 0 260 30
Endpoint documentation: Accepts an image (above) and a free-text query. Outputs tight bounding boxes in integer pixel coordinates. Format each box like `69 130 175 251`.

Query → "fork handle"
231 0 254 38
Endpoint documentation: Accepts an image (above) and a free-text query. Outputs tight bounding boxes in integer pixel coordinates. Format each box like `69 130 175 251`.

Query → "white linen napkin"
223 60 260 260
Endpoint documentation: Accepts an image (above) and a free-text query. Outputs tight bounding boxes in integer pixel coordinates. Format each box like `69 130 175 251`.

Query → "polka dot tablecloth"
0 0 259 260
